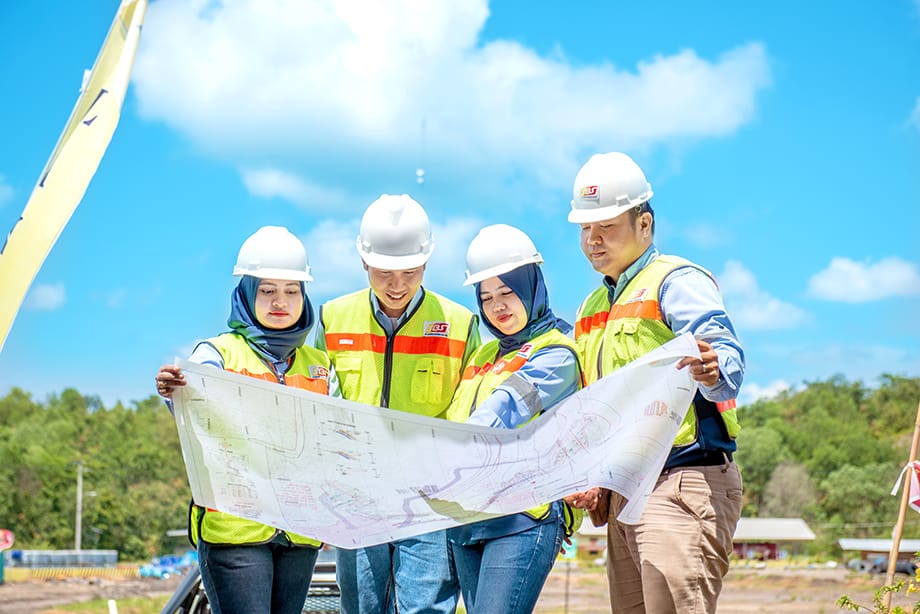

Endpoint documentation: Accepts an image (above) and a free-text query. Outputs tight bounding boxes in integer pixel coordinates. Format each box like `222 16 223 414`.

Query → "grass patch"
38 595 168 614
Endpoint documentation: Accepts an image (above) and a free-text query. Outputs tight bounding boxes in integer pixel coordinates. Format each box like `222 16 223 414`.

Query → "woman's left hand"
155 364 185 399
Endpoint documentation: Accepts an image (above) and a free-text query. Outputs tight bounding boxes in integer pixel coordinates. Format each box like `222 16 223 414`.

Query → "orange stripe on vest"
235 369 329 395
498 354 528 373
326 332 467 359
462 364 485 380
461 349 531 381
576 299 663 336
575 310 608 336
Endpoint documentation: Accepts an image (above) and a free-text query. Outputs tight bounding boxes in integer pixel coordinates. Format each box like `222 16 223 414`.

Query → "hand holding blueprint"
172 333 700 548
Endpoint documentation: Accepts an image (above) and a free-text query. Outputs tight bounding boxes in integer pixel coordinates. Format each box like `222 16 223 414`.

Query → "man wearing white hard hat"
566 153 745 614
315 194 480 614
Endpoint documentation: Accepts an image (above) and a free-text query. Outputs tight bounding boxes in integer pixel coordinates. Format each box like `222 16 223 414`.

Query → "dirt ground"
0 564 914 613
0 573 184 614
536 564 918 613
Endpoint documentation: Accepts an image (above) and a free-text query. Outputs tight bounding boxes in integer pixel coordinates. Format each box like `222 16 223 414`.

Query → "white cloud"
241 167 351 212
301 219 366 299
807 257 920 302
133 0 771 192
787 343 920 385
0 174 13 206
738 379 792 406
738 343 920 408
425 217 484 293
684 222 729 249
717 260 807 330
24 283 65 310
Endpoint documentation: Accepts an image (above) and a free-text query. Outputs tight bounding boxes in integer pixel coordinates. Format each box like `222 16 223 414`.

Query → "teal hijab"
475 263 571 355
226 275 314 363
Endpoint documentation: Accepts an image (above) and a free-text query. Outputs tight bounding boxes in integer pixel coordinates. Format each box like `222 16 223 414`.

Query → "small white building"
838 538 920 563
576 516 818 561
574 519 607 558
732 517 816 560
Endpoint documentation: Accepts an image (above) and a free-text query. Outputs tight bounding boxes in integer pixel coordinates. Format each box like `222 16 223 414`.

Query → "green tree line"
0 374 918 561
735 374 920 555
0 390 188 561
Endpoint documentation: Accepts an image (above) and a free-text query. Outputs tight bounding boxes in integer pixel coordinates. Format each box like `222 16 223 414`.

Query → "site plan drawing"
172 333 700 548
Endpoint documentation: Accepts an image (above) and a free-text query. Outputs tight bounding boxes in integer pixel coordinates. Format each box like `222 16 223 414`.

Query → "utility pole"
884 399 920 611
75 461 83 551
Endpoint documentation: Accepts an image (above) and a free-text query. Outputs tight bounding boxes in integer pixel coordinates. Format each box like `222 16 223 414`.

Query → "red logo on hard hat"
581 185 599 200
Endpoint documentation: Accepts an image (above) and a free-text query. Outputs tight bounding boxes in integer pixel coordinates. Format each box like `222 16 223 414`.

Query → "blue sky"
1 0 918 408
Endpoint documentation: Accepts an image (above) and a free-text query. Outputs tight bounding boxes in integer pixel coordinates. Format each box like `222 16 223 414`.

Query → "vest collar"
369 287 425 334
603 244 659 304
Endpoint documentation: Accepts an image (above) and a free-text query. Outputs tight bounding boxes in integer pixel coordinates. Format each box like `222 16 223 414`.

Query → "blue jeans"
450 518 564 614
337 529 459 614
198 534 319 614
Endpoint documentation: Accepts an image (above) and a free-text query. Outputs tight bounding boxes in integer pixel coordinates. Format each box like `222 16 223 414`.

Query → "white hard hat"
568 152 654 224
356 194 434 270
233 226 313 282
464 224 543 286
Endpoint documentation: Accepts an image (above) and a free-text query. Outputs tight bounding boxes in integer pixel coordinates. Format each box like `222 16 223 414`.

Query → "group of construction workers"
155 151 745 614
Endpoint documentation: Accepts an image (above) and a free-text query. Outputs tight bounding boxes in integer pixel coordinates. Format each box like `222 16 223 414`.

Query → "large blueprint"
172 333 700 548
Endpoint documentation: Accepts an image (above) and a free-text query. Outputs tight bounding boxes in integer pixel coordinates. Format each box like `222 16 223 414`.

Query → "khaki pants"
606 462 743 614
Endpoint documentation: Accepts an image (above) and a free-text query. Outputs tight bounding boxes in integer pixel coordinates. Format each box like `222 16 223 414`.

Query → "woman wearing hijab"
445 224 583 614
154 226 337 614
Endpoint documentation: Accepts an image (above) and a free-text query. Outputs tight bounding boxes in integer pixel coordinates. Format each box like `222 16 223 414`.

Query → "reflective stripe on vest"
321 289 474 419
447 329 583 524
207 334 331 395
574 255 741 447
189 333 329 548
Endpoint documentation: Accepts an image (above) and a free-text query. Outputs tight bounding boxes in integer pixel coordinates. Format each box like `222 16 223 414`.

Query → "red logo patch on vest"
517 343 534 357
309 366 329 380
581 185 599 200
625 288 647 303
424 321 451 337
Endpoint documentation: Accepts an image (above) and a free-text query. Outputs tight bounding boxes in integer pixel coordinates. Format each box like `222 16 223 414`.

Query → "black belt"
666 450 732 471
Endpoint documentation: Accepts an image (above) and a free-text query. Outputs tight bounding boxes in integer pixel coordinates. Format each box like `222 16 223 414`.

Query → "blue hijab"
476 263 572 355
227 275 314 363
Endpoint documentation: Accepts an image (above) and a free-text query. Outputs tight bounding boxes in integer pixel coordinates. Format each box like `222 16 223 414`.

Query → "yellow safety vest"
447 329 583 535
188 333 329 548
574 255 741 447
320 288 476 419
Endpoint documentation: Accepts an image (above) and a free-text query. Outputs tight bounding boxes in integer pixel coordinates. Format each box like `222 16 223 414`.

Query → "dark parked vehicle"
160 545 340 614
869 556 919 576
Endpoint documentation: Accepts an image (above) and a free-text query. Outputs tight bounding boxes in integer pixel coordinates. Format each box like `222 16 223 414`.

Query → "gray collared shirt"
369 287 425 334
